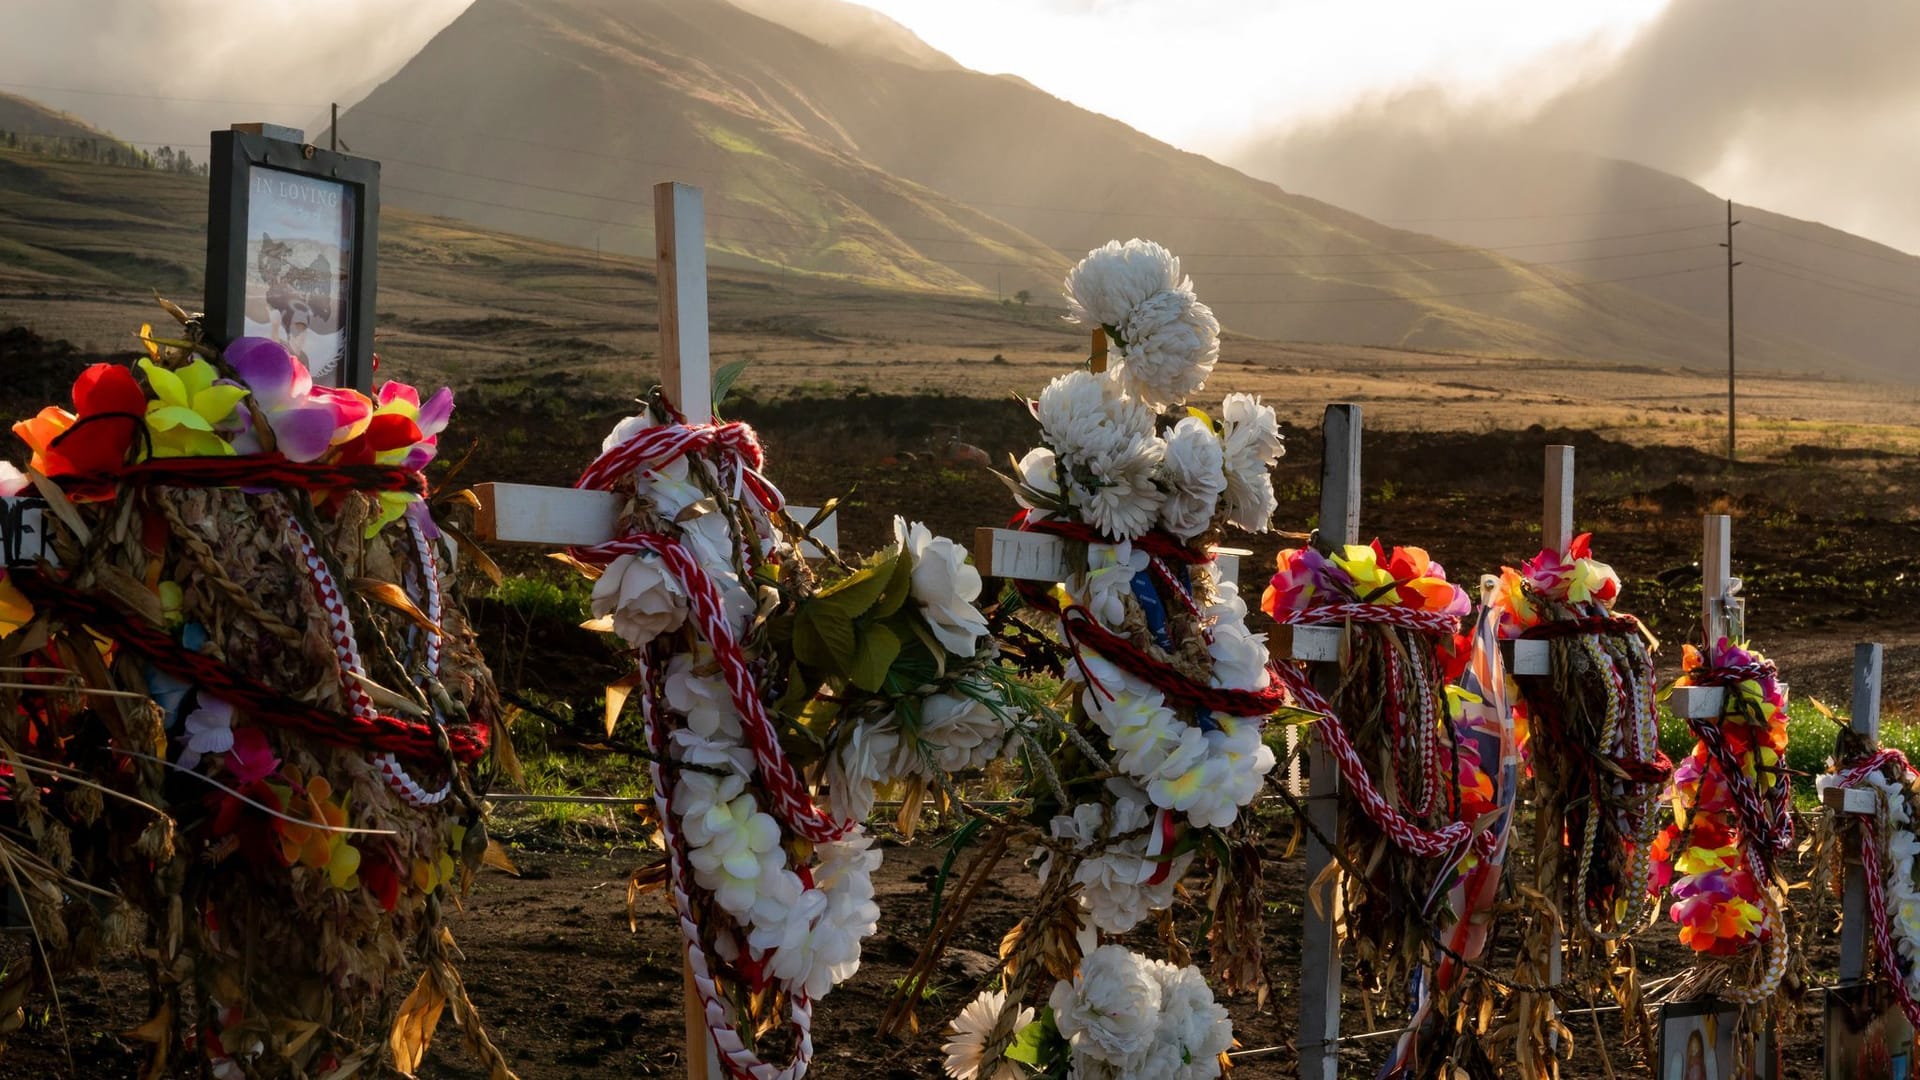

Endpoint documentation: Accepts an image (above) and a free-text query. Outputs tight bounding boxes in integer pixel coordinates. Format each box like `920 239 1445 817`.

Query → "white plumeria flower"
178 696 236 770
943 988 1034 1080
664 653 745 743
895 517 991 658
1075 543 1149 629
678 785 784 918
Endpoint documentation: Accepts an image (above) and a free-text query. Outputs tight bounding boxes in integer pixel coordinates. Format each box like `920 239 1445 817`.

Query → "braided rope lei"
1834 749 1920 1032
567 410 854 1079
1266 603 1499 861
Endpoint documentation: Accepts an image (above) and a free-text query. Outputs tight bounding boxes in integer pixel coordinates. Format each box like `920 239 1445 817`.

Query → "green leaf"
1003 1008 1058 1067
848 624 901 693
815 557 898 620
794 606 858 672
711 358 751 415
870 547 915 620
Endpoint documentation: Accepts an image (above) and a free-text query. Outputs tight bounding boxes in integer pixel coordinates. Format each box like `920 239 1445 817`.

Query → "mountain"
335 0 1824 373
0 91 121 142
1234 128 1920 383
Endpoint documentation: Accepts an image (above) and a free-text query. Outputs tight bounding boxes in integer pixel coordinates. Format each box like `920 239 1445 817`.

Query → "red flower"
359 847 402 912
12 364 145 479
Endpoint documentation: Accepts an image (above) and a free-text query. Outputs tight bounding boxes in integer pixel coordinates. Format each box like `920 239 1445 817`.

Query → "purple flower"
226 337 353 462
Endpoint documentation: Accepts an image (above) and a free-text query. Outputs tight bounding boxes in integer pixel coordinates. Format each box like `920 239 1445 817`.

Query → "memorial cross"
1826 643 1885 984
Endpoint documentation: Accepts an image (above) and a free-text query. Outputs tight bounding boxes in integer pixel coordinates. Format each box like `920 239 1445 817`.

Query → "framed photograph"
205 129 379 392
1827 983 1917 1079
1657 999 1773 1080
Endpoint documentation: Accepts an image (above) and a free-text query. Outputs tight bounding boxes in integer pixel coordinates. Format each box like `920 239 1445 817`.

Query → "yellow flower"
0 575 31 637
138 358 247 458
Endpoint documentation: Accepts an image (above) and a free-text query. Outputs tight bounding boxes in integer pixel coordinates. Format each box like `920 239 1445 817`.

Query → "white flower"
1043 788 1192 933
1146 961 1233 1079
601 413 654 454
1085 687 1206 787
1014 447 1062 515
1157 417 1227 541
1206 618 1270 692
918 692 1011 773
1114 287 1219 408
1073 432 1166 542
663 653 744 743
670 728 755 783
896 517 991 658
178 697 235 770
1156 714 1276 830
678 786 785 918
944 988 1034 1080
826 717 905 822
748 828 881 1001
1065 239 1185 331
590 550 688 646
1075 543 1149 629
0 462 27 498
1219 394 1283 532
1037 369 1152 461
1050 945 1163 1069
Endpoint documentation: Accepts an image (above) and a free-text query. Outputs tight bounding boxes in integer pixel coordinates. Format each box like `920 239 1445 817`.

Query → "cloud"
0 0 474 153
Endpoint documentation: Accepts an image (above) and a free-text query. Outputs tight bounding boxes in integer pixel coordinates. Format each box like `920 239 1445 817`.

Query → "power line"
1744 221 1920 269
1226 263 1719 306
0 80 321 110
1742 252 1920 303
1744 262 1920 312
1386 201 1704 224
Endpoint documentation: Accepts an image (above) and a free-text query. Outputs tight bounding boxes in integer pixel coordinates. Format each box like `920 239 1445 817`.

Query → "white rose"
826 717 907 822
1050 945 1163 1068
590 551 688 646
896 517 991 658
918 692 1010 773
1158 416 1227 541
600 413 654 454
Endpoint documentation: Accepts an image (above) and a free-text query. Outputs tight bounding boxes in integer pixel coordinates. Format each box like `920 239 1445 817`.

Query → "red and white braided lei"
1833 749 1920 1030
570 410 858 1078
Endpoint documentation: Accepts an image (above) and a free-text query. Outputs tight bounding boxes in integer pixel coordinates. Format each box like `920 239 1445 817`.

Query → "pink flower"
225 725 281 785
225 338 370 461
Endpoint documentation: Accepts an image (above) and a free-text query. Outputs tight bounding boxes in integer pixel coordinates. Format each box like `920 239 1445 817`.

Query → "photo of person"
1660 1001 1772 1080
1827 984 1917 1079
239 165 354 384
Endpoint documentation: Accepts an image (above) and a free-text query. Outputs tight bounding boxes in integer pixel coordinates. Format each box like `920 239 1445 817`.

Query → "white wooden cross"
1503 444 1574 678
1827 643 1884 984
1668 514 1743 720
471 181 834 1080
1289 402 1360 1080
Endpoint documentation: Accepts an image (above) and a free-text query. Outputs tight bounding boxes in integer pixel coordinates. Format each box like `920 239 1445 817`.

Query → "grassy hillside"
325 0 1822 374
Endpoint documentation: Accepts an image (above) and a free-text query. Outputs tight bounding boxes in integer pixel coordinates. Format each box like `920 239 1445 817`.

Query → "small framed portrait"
204 128 379 392
1827 983 1917 1079
1658 999 1773 1080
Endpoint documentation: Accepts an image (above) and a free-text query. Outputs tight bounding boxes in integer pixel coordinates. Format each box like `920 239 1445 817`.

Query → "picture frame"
204 128 379 393
1827 983 1917 1079
1657 999 1774 1080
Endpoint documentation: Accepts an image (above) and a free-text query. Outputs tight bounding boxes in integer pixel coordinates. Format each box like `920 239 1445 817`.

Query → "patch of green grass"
1656 697 1920 806
493 749 654 836
489 573 593 625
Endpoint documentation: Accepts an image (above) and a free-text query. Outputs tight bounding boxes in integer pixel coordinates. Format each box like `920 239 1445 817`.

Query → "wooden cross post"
471 181 834 1080
1669 515 1740 720
1506 445 1574 680
1829 642 1884 984
1291 403 1362 1080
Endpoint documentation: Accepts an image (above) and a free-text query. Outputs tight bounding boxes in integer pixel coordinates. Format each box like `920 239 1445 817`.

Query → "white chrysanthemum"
944 988 1034 1080
1065 239 1185 330
918 692 1010 773
664 653 745 743
1158 417 1227 540
1219 394 1283 532
678 785 785 918
1014 447 1062 516
1037 369 1153 460
1050 945 1163 1069
896 517 991 658
1114 287 1219 408
1145 961 1233 1080
1073 432 1166 542
591 550 688 646
1073 543 1149 629
826 717 906 822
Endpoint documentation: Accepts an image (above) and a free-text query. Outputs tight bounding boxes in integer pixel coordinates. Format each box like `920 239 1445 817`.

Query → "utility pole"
330 103 338 152
1721 198 1741 463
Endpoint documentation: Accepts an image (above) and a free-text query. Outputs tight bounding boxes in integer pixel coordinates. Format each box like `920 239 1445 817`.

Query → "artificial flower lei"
1652 638 1794 1002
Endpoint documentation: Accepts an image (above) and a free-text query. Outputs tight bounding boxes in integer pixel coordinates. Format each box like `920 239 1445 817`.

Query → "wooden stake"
1543 445 1575 555
1299 403 1360 1080
1089 327 1108 373
657 182 712 423
1836 642 1884 984
1671 514 1739 719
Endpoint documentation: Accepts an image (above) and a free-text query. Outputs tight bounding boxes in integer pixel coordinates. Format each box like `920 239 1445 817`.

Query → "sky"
4 0 1917 251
